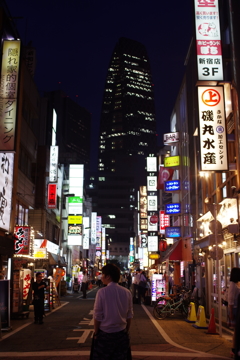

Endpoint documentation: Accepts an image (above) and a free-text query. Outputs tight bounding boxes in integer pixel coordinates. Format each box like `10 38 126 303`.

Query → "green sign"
68 196 82 204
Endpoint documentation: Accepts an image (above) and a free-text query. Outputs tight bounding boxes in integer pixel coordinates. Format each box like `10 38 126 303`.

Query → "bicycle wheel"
153 304 167 319
180 304 188 318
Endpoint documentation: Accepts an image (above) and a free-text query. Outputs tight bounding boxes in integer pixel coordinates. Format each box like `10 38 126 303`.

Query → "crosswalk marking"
67 329 94 343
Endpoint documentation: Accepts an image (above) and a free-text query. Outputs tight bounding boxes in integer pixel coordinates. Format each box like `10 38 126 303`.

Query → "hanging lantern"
159 240 167 252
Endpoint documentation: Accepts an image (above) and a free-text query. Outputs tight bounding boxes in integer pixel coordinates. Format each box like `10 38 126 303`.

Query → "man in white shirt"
132 268 141 303
92 264 133 359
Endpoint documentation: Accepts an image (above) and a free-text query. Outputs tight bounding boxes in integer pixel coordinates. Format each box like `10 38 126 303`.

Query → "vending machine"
151 273 166 302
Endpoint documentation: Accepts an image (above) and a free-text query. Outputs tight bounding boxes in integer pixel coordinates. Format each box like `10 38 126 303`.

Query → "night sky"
6 1 193 170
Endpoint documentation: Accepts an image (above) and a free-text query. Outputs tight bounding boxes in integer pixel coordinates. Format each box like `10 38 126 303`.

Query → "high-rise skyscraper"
89 37 157 243
98 37 157 173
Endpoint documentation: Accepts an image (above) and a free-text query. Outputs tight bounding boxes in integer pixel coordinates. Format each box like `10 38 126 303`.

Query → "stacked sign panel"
194 0 223 81
198 86 228 171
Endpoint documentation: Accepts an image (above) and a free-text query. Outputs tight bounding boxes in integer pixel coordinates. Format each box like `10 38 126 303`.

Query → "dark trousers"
34 299 44 322
138 286 146 303
132 284 138 298
82 282 87 298
91 329 131 360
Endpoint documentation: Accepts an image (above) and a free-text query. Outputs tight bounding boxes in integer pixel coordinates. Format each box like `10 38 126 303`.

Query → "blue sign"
164 180 180 192
165 203 181 215
165 226 181 238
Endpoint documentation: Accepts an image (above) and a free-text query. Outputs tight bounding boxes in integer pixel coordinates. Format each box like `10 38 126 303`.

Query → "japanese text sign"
164 156 180 167
14 226 30 255
198 86 228 170
165 203 181 215
0 40 21 151
159 210 170 233
165 226 181 238
194 0 223 80
47 183 57 209
49 146 58 182
0 152 14 231
148 236 158 252
164 180 181 192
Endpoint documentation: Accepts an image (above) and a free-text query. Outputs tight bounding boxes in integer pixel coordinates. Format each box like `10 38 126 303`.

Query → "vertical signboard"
194 0 223 81
14 226 31 255
83 217 90 250
47 184 57 209
91 212 97 244
0 152 14 231
49 146 58 182
198 86 228 171
101 227 106 265
0 40 21 151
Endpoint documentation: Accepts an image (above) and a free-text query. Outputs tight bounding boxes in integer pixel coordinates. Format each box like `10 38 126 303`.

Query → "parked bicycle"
153 290 191 320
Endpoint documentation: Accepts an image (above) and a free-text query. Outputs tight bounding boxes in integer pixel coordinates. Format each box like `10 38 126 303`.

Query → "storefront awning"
160 239 182 263
48 253 67 267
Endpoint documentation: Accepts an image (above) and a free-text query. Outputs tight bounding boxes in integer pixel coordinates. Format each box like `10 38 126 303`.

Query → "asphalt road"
0 287 233 359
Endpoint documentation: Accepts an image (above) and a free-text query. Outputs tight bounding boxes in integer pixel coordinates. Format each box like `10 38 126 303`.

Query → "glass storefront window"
18 204 24 226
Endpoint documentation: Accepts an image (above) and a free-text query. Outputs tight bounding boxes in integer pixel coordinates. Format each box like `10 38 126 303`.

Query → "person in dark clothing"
32 272 49 324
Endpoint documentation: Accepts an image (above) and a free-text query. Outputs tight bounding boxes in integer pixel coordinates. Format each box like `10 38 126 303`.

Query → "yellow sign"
149 253 160 260
68 215 82 224
164 156 180 167
34 248 47 259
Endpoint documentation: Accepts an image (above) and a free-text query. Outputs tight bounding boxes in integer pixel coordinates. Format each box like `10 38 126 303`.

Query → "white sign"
91 212 97 244
0 152 14 231
148 196 158 211
163 132 179 145
83 217 90 250
148 216 158 231
0 41 21 151
148 236 158 252
198 86 228 171
147 157 157 172
49 146 58 182
194 0 223 81
147 176 157 191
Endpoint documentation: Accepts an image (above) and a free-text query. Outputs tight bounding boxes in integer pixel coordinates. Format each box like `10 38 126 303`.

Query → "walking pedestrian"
228 267 240 357
138 271 147 304
132 269 140 303
92 263 133 360
32 272 49 324
96 273 102 287
81 270 88 299
127 273 132 290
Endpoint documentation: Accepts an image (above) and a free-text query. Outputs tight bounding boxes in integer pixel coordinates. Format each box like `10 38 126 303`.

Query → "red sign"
159 211 170 232
150 215 158 224
48 183 57 209
14 226 30 255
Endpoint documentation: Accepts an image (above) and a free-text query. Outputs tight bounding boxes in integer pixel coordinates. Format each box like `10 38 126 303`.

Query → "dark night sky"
6 0 193 170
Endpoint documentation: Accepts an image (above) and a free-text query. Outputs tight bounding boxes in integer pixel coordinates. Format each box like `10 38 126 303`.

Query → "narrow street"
0 288 233 360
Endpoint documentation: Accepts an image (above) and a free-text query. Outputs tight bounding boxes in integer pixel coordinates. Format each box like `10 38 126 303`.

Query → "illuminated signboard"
91 212 97 244
147 176 157 191
159 210 170 234
83 217 90 250
48 184 57 209
49 146 58 182
0 40 21 151
147 157 157 172
102 227 106 265
194 0 223 81
140 186 147 218
148 216 158 231
148 236 158 252
14 226 30 255
68 215 82 224
164 180 180 192
69 164 84 213
163 132 179 145
198 86 228 171
148 196 158 211
165 203 181 215
165 226 181 238
0 152 14 231
164 156 180 168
